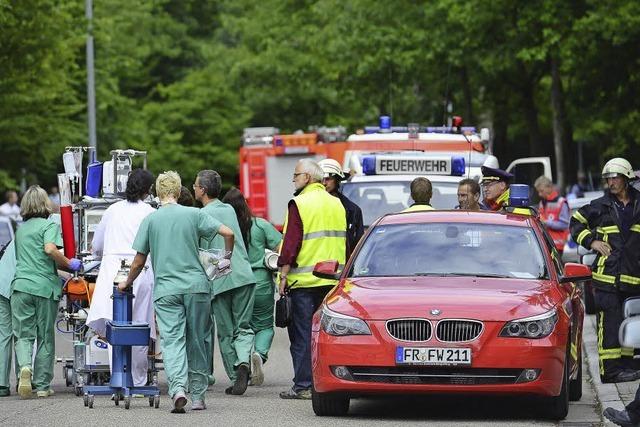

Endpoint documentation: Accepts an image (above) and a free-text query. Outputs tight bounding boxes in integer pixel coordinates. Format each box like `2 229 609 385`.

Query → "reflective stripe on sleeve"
631 225 640 233
572 211 589 225
576 229 592 246
596 225 620 234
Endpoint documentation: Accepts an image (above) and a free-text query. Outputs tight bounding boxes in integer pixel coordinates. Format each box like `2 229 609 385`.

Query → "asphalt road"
1 324 602 426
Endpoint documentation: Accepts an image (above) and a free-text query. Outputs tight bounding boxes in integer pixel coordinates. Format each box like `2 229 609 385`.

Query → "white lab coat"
86 200 155 387
0 203 21 222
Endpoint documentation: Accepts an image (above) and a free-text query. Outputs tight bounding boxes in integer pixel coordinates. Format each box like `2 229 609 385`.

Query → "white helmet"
602 157 635 179
318 158 345 179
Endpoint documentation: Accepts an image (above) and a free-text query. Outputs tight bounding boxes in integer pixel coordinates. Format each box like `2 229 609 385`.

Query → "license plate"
396 347 472 366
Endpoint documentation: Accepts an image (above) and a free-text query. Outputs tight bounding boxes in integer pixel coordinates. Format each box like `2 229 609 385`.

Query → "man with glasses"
480 166 514 211
194 170 256 397
277 159 346 399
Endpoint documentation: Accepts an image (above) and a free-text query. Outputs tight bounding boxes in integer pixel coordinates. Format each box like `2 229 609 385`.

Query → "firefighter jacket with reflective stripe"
569 187 640 293
538 192 570 251
283 182 346 289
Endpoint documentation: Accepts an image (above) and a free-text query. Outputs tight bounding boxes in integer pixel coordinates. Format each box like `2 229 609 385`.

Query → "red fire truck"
238 117 551 227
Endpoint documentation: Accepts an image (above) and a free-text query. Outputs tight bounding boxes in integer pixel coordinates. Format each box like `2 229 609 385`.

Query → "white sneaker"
18 367 32 399
250 352 264 386
36 389 54 398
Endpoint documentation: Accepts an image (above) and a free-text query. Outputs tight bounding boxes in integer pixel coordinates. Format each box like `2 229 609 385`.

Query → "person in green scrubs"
194 170 256 396
222 188 281 386
118 171 234 413
11 186 82 399
0 239 17 397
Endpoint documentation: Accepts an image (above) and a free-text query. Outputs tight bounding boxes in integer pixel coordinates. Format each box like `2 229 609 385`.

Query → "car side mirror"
559 263 591 284
312 260 341 281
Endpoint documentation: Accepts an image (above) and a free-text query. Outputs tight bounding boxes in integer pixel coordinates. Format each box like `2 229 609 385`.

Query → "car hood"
325 276 561 322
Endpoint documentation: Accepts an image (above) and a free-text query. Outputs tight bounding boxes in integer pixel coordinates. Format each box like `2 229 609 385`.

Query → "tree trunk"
550 54 569 192
460 66 474 124
517 65 544 157
491 91 509 163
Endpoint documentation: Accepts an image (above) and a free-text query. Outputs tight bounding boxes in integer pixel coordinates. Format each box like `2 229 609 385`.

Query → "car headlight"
500 309 558 339
320 305 371 336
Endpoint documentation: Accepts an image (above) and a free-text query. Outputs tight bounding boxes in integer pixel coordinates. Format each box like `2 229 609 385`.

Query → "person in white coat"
86 169 156 387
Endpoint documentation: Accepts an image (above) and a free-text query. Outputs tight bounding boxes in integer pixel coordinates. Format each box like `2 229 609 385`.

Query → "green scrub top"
133 204 222 301
12 218 63 301
200 200 255 296
248 218 281 286
0 240 16 299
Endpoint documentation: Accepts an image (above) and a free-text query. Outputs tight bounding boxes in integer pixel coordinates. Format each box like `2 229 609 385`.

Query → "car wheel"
583 281 596 315
543 355 569 419
312 388 349 416
569 349 583 401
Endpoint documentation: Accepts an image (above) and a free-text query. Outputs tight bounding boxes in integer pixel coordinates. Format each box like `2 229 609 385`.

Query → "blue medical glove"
69 258 82 272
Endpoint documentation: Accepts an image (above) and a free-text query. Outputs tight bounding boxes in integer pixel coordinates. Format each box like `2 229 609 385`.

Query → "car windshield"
350 222 548 280
342 181 459 226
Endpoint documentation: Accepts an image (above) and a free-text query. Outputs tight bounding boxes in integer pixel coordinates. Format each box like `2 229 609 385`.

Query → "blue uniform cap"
480 166 514 183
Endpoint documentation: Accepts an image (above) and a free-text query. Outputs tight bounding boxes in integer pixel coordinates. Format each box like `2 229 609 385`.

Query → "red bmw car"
310 210 590 420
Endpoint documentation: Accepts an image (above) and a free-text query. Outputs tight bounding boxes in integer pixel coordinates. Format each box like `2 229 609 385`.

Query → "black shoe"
602 369 640 383
230 363 250 395
604 407 640 427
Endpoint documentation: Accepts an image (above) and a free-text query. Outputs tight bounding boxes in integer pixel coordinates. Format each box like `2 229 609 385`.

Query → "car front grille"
436 320 483 342
386 319 432 342
347 366 522 385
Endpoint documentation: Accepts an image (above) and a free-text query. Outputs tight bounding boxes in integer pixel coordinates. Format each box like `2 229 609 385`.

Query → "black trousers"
595 289 637 379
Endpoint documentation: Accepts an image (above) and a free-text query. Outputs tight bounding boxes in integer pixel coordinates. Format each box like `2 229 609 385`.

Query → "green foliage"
0 0 638 191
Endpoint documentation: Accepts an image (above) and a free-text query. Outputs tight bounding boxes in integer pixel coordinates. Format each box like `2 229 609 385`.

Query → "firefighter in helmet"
570 158 640 384
317 159 364 259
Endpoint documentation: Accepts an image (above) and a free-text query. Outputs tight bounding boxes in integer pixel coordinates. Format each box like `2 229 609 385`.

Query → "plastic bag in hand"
199 248 232 280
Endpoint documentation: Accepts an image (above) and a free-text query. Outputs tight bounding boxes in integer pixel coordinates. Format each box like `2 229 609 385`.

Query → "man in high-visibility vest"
402 177 434 212
571 158 640 387
277 159 346 400
534 175 570 254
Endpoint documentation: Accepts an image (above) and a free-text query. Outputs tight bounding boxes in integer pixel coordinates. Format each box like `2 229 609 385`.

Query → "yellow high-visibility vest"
284 182 346 289
402 204 434 213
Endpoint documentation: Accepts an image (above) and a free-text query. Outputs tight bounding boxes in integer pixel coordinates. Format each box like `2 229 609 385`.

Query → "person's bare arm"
217 224 235 256
44 243 75 269
117 252 148 290
278 264 291 296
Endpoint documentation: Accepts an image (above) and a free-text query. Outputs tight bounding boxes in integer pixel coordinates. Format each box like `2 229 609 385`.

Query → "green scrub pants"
10 291 57 391
0 295 16 390
154 293 210 401
205 302 215 378
213 284 255 381
250 281 275 362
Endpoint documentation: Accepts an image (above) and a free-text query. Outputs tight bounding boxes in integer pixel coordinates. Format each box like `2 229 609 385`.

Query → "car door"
506 157 552 204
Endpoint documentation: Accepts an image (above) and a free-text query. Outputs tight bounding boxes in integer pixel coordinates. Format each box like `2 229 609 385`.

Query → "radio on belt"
362 154 465 176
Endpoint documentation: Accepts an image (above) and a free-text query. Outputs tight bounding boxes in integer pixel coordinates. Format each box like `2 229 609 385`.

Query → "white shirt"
0 203 21 221
91 200 155 257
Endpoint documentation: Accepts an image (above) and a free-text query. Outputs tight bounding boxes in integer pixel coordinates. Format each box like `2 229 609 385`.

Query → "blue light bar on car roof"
363 126 477 134
509 184 530 207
